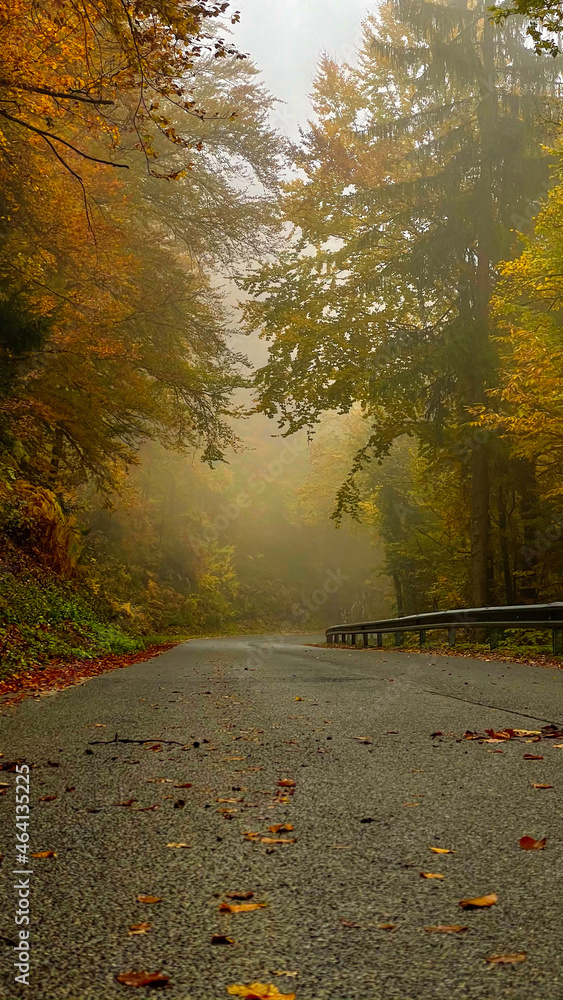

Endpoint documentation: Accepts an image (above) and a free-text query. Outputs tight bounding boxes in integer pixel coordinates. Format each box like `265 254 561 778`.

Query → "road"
0 634 562 1000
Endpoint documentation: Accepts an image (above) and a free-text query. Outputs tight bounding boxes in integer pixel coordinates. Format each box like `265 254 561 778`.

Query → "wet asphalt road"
0 634 562 1000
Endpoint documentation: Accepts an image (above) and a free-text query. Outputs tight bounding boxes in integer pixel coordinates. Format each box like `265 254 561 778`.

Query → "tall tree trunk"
497 484 514 604
470 445 489 606
469 9 497 608
392 571 404 617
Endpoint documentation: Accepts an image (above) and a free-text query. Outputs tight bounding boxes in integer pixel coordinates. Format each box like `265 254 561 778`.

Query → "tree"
490 0 563 56
243 0 561 607
0 0 243 180
0 48 283 495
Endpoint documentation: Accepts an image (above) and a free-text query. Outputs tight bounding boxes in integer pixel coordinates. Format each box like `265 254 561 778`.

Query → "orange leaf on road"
419 872 444 879
519 836 547 850
268 824 294 833
277 779 296 788
219 902 266 913
31 850 56 858
531 783 553 790
116 970 170 987
459 892 497 909
430 847 455 854
424 925 468 933
227 984 295 999
523 754 544 760
486 952 526 965
128 923 151 936
136 894 162 904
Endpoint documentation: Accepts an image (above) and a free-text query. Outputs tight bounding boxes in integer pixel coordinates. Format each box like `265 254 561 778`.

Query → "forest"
1 0 563 675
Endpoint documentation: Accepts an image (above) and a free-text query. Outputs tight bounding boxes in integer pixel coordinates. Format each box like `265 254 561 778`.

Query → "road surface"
0 634 562 999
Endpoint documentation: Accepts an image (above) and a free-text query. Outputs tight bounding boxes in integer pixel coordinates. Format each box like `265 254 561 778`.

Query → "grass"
0 571 143 679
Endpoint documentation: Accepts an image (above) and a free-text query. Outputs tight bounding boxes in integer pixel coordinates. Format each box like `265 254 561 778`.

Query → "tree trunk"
497 484 514 604
470 444 489 607
468 11 497 609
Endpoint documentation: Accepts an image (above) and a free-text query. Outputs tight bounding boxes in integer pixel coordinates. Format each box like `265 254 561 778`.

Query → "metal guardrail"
325 602 563 654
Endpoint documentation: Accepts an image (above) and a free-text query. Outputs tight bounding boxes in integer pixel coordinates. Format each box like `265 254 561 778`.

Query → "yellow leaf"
227 984 295 999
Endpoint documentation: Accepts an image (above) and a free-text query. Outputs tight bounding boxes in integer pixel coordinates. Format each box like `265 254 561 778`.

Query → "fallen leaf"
219 902 267 913
459 892 497 909
378 923 396 930
146 778 173 784
403 802 419 807
31 850 56 858
174 782 193 788
294 697 303 701
268 824 294 833
38 795 57 802
339 918 363 928
552 743 563 748
352 736 372 744
226 891 254 900
424 925 468 934
531 783 553 790
166 842 190 849
486 952 526 965
128 923 151 936
211 934 234 945
330 844 352 849
277 779 296 788
136 894 162 904
258 836 296 845
116 799 137 807
419 872 444 879
217 797 242 803
514 729 541 736
137 804 159 811
523 754 544 760
430 847 455 854
115 970 170 987
518 835 547 850
271 971 298 978
227 984 295 1000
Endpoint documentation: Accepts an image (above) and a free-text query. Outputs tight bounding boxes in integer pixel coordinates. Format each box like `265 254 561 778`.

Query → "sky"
231 0 372 137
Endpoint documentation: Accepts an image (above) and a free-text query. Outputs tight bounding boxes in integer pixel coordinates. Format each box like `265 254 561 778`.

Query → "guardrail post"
395 630 404 646
377 632 383 647
350 633 356 646
553 628 563 654
490 628 500 650
419 629 426 647
448 626 456 646
362 633 369 647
